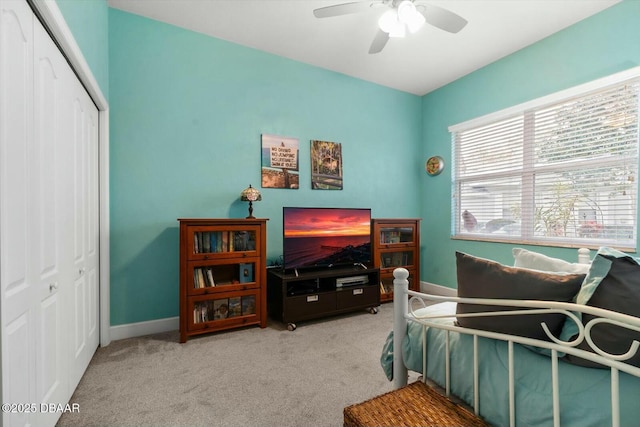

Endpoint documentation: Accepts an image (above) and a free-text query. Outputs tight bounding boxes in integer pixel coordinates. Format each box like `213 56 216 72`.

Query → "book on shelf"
228 297 241 317
239 263 253 283
247 233 256 251
194 268 205 288
231 231 256 252
391 252 403 267
197 231 222 253
214 299 229 319
194 300 215 323
241 295 256 315
206 268 216 287
193 267 216 288
221 232 228 252
233 231 256 252
194 232 216 254
216 232 221 251
194 231 255 254
383 256 392 268
200 303 208 323
233 231 245 251
208 232 215 252
209 232 217 253
382 231 401 244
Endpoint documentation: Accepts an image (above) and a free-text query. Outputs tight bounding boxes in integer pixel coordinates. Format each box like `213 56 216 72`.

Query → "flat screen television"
282 207 372 271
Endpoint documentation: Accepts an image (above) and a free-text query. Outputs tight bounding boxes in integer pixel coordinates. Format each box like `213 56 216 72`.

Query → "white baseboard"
107 283 454 342
419 281 457 296
109 316 179 341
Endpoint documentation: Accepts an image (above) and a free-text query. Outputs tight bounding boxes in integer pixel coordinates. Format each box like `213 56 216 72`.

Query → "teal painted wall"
55 0 640 325
421 0 640 289
56 0 109 100
108 9 422 325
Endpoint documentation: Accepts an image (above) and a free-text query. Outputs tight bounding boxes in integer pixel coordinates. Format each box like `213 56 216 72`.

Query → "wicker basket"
344 381 490 427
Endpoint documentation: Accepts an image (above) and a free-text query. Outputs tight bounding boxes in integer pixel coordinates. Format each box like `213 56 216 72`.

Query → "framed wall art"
311 140 343 190
261 134 299 189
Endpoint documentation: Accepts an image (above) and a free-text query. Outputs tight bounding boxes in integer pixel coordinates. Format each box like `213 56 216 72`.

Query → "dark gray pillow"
564 252 640 368
455 252 584 341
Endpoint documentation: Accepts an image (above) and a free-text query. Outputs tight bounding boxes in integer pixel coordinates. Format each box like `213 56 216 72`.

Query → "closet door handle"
49 282 59 292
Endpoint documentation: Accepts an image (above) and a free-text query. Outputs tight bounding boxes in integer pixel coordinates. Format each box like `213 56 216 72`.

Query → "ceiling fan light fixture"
405 13 425 33
389 25 406 38
398 0 425 33
378 9 404 37
379 1 424 38
313 0 467 54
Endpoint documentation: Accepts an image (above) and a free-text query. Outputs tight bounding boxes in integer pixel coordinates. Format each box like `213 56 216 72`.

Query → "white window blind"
450 69 640 250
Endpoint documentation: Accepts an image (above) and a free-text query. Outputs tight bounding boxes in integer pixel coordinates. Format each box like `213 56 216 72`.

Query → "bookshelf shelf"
372 218 421 303
179 218 268 342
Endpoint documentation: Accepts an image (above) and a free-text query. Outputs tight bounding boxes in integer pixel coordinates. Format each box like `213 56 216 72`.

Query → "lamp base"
246 201 255 219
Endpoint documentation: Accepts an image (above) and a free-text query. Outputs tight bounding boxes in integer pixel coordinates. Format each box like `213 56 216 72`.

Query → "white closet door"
32 12 73 427
68 67 100 390
0 1 36 426
1 1 100 426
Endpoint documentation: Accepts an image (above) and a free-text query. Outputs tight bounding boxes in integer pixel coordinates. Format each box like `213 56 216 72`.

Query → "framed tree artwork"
311 140 343 190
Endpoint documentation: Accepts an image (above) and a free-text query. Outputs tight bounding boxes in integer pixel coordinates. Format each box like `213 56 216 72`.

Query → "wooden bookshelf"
371 218 421 303
178 218 268 342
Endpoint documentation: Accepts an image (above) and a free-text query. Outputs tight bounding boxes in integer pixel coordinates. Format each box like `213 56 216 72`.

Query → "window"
450 68 640 250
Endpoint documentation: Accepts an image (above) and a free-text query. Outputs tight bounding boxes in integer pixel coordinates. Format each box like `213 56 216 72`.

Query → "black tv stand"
289 262 368 278
267 266 380 331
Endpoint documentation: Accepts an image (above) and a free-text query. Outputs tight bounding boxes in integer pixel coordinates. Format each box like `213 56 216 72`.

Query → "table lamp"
240 184 261 219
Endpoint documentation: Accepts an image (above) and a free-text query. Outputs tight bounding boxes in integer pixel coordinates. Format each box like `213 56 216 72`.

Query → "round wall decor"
425 156 444 176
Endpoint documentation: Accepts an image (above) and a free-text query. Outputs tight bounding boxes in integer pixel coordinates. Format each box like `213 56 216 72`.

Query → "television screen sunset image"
283 208 371 270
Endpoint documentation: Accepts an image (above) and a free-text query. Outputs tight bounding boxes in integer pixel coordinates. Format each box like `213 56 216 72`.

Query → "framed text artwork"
261 134 299 189
311 140 343 190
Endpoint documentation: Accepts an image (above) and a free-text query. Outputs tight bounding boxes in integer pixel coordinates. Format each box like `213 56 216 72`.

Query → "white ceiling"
107 0 620 96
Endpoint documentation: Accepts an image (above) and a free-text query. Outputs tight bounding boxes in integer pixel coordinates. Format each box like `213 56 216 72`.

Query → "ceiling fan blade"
418 3 467 33
368 29 389 54
313 2 370 18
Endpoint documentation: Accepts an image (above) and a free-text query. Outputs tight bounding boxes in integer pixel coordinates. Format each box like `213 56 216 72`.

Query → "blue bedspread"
382 302 640 427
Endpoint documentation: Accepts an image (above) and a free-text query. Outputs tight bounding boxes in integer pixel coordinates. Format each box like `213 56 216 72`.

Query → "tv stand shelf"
267 266 380 331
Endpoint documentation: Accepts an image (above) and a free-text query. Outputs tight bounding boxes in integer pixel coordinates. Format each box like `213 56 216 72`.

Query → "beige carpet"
57 303 413 427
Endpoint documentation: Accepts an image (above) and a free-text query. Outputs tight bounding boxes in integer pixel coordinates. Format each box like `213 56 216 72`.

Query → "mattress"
382 302 640 427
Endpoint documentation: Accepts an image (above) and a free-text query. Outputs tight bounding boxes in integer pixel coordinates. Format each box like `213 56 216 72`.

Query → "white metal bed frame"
392 267 640 427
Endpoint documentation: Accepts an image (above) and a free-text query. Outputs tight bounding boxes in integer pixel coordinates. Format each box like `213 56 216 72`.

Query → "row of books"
194 267 216 288
194 231 256 254
381 252 412 268
379 230 412 244
380 281 394 294
192 264 254 288
193 295 256 323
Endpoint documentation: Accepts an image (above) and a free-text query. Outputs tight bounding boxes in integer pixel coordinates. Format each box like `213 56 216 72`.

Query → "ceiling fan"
313 0 467 54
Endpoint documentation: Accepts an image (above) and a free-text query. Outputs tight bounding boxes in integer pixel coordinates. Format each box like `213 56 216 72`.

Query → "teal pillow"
380 331 394 381
560 247 640 368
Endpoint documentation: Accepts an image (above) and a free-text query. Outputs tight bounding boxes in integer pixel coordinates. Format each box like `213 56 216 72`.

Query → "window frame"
449 67 640 251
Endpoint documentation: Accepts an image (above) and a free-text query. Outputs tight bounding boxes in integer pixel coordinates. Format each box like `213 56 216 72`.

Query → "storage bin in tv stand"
267 266 380 331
